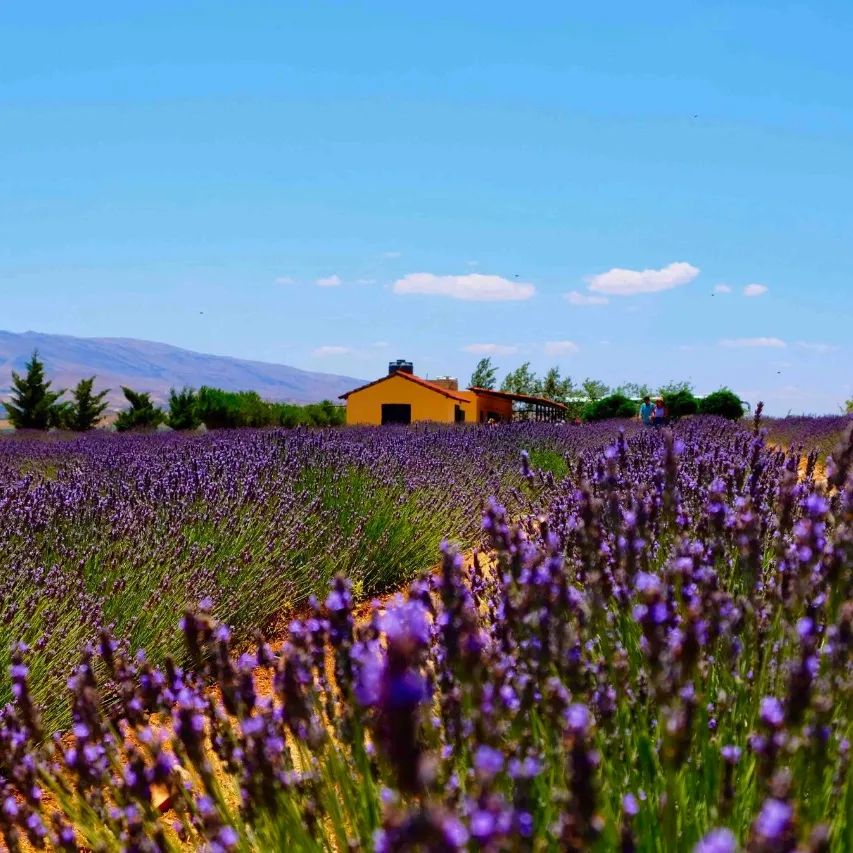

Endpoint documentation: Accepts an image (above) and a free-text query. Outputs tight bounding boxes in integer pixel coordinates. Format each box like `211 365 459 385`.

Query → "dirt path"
146 549 488 813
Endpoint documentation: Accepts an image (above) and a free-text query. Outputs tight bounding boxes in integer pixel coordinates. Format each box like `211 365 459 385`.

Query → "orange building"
340 362 567 425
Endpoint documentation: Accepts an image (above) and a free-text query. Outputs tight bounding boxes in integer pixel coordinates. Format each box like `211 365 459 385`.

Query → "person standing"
639 395 654 426
652 397 667 428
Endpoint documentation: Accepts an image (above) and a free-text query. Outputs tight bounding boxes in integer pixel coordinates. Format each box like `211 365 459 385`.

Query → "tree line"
3 351 344 432
469 357 746 420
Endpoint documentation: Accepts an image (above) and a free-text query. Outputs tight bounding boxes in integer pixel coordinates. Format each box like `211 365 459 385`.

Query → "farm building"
340 360 567 425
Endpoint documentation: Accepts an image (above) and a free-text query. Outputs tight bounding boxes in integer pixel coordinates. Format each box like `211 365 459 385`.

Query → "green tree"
501 362 541 396
5 350 66 430
540 366 575 404
581 378 610 402
302 400 345 427
846 398 853 414
658 379 694 396
195 386 242 429
469 357 498 390
114 387 166 432
64 377 110 431
235 391 272 427
273 402 306 428
167 387 201 431
582 393 637 422
698 388 745 420
194 387 279 428
615 381 652 399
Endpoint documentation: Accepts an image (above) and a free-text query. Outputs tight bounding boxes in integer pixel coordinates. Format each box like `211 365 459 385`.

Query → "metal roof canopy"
468 387 569 411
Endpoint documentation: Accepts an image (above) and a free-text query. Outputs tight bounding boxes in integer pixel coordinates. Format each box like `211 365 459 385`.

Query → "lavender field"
0 415 851 851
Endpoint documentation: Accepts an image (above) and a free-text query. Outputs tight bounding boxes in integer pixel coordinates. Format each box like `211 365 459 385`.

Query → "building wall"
456 391 478 422
462 392 513 422
345 374 461 425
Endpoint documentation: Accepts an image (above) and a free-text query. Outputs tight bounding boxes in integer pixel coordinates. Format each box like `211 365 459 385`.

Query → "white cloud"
743 283 768 297
796 341 838 354
565 290 609 306
371 341 390 349
713 283 732 294
587 261 699 296
463 343 519 356
719 337 786 348
275 276 295 285
313 345 351 357
315 274 342 287
382 251 402 259
393 272 535 301
543 340 580 356
355 278 376 285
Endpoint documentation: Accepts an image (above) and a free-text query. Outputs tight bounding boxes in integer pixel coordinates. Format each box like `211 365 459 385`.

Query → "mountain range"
0 330 365 411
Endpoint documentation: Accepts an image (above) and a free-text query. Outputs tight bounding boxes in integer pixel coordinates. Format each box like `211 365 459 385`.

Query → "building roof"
340 371 470 403
468 387 569 411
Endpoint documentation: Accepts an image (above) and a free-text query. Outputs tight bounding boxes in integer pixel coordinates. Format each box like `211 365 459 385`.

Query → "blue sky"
2 2 851 414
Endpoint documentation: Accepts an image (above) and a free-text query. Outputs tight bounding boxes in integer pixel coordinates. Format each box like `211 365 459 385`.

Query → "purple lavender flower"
721 745 741 764
566 703 591 735
694 827 737 853
473 744 504 778
751 797 795 850
759 697 784 729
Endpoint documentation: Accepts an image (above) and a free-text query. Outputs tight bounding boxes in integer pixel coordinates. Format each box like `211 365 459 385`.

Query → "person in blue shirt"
639 395 654 426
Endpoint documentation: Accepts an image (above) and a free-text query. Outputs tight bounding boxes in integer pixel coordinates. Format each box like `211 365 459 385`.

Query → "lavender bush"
0 423 632 732
763 415 852 461
0 415 850 850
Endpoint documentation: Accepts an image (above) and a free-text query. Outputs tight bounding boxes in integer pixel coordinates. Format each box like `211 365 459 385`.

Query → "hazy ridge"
0 330 365 410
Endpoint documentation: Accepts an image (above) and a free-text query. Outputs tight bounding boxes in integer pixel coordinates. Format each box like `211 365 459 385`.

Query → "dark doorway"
381 403 412 425
454 405 465 423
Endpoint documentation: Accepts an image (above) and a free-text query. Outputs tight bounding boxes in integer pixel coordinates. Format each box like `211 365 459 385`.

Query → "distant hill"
0 330 365 409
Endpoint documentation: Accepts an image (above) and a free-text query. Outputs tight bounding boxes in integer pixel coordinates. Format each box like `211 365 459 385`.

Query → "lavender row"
763 415 852 459
0 422 632 731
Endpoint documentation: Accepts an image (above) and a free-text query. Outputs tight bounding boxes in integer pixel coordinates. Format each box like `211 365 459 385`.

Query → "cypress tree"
66 377 110 431
5 350 65 430
167 387 201 430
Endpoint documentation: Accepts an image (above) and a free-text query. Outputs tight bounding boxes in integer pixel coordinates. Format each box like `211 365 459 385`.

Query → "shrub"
699 388 745 420
114 387 166 432
304 400 346 427
582 392 637 422
274 402 306 428
664 389 699 420
194 386 249 429
232 390 271 427
195 387 344 429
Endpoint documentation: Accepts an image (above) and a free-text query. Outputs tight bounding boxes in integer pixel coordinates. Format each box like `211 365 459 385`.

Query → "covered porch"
467 388 568 423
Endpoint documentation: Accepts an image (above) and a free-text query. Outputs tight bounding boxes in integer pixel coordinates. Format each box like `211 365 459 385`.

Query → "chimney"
388 359 414 376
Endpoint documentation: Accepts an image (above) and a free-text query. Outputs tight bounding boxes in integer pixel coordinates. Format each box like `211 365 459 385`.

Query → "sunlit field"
0 415 850 851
